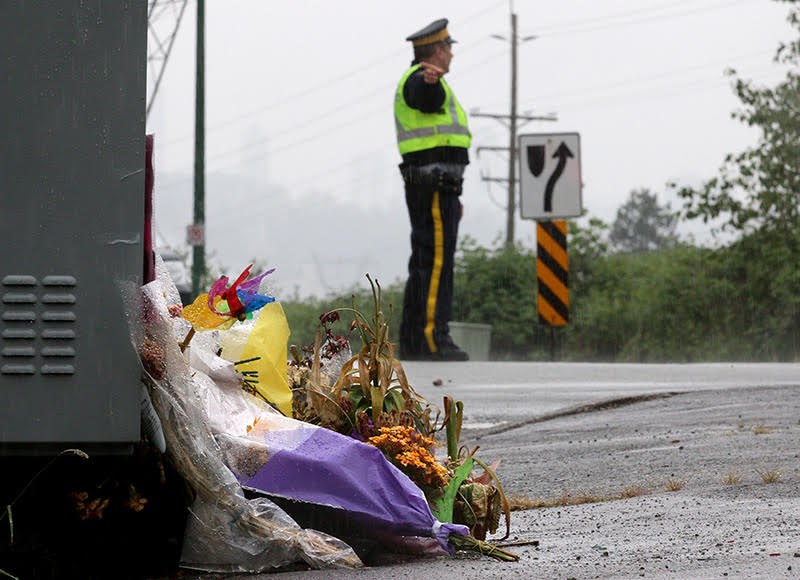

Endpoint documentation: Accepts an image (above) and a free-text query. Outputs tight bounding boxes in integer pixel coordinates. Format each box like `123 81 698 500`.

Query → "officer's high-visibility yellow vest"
394 65 471 155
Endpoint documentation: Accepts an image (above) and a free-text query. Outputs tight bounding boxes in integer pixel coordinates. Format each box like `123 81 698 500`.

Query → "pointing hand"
419 61 445 84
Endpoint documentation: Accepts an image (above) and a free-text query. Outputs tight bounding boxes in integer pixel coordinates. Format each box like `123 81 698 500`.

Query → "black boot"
400 335 468 362
434 334 469 361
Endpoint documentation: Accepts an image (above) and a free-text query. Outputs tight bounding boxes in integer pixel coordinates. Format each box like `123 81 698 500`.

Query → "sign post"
518 132 582 359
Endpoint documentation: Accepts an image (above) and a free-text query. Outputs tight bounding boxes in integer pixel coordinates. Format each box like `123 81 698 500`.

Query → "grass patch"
664 478 685 492
620 485 645 499
506 491 609 510
755 468 782 483
721 470 742 485
506 485 650 511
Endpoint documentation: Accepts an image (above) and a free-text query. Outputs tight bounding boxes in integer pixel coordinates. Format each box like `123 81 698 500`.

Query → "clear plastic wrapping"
125 260 362 572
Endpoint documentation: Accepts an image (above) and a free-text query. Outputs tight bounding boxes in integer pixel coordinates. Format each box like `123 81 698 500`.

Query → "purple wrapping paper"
238 423 469 551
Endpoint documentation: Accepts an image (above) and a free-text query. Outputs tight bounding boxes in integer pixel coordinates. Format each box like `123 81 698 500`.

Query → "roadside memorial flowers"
130 265 360 571
131 260 517 573
287 276 517 559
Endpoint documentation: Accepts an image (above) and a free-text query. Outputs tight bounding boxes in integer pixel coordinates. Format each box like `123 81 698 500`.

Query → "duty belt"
400 164 465 193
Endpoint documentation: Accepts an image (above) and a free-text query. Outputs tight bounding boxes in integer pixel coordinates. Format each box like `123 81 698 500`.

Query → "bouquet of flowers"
134 263 517 571
288 276 515 558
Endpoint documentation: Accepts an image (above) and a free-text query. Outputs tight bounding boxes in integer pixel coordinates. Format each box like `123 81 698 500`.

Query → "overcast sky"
145 0 792 299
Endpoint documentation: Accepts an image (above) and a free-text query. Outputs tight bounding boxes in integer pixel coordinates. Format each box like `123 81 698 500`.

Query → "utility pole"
191 0 205 298
507 11 518 247
474 8 556 247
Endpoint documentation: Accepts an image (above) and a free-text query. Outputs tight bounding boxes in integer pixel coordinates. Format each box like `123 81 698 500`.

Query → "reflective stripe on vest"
395 65 471 155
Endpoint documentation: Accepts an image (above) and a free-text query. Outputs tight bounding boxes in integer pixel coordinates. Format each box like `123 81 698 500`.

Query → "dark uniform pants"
399 172 462 356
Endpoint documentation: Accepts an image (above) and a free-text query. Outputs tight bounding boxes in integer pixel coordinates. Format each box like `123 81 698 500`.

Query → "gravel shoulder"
263 384 800 579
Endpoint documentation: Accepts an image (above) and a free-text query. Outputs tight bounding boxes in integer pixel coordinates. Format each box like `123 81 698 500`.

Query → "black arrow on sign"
544 142 574 213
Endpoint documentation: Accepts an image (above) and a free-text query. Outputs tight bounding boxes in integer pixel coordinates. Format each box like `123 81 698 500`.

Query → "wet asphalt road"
190 362 800 579
403 361 800 430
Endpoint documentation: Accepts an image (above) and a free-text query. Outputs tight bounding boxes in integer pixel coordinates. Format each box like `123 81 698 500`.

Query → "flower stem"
449 534 519 561
179 327 195 353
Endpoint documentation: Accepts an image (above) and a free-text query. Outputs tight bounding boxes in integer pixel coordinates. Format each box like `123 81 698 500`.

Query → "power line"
530 0 699 33
175 36 497 145
156 46 510 190
208 48 508 162
161 51 778 171
478 47 776 112
158 36 490 149
549 67 784 113
533 0 757 37
159 1 506 147
157 0 762 150
155 0 772 193
165 22 776 183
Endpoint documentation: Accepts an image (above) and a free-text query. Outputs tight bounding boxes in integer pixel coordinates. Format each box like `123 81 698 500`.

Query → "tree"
609 188 679 253
672 0 799 359
674 0 800 238
567 215 609 297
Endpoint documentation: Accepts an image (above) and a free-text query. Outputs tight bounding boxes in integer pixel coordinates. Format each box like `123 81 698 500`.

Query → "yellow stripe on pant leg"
425 191 444 353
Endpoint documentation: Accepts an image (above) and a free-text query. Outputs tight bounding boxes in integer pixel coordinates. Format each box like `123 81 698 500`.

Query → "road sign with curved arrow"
518 133 582 220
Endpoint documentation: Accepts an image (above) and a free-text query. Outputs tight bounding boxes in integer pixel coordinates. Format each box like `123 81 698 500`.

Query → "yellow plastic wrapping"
237 302 293 416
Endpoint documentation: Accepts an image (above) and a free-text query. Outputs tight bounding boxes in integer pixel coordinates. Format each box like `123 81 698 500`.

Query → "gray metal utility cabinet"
0 2 147 455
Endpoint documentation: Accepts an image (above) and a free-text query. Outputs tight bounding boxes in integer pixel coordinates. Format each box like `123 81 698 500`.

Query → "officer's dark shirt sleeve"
403 69 446 113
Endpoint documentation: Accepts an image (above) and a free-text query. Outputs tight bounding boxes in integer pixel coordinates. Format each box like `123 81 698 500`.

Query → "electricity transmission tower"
474 10 556 246
146 0 189 120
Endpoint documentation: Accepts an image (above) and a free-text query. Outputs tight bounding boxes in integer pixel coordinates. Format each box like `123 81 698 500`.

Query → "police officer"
395 18 470 361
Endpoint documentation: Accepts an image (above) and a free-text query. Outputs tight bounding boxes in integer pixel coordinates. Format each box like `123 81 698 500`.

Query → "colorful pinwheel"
207 264 276 322
180 265 276 347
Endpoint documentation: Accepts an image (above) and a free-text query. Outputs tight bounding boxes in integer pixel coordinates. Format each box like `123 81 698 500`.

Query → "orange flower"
125 484 149 513
368 426 449 488
69 491 110 521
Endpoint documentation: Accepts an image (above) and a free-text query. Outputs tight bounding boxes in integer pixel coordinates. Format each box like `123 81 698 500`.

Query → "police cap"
406 18 457 47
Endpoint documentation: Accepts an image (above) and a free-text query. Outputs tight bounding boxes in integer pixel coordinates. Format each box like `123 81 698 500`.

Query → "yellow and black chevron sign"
536 220 569 326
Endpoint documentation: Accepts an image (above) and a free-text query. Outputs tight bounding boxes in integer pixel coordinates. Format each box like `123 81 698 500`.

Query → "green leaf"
432 457 473 523
384 388 404 413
